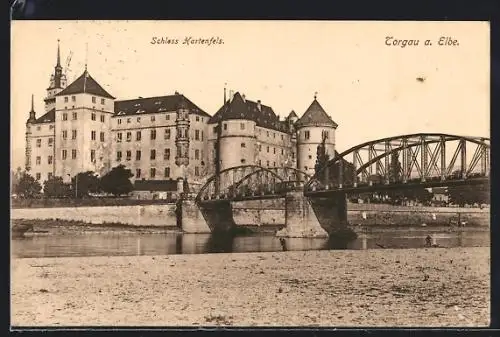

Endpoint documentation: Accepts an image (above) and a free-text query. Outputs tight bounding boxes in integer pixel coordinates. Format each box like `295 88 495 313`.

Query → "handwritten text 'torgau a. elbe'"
385 36 460 48
150 36 224 46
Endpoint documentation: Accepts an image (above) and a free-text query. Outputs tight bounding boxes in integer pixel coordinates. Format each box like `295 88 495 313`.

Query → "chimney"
242 94 246 102
257 100 261 111
175 91 179 95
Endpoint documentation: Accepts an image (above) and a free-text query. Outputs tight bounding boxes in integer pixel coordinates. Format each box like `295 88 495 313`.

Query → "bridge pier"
180 198 236 234
276 190 344 238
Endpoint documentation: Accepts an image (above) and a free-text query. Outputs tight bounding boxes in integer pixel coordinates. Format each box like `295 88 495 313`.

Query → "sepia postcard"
10 20 490 328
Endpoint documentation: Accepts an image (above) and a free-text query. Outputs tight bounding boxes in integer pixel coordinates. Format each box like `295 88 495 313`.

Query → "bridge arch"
304 133 490 193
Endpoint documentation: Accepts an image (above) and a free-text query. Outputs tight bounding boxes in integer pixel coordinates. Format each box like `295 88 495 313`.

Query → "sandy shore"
11 247 489 327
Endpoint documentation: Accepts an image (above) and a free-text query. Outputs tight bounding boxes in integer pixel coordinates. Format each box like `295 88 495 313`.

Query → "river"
11 227 490 258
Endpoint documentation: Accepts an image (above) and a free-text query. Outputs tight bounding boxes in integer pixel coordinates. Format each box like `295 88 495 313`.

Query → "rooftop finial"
56 39 61 67
85 42 88 72
314 91 318 100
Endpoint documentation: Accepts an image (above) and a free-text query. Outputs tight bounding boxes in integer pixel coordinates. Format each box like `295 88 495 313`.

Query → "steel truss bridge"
196 165 310 202
196 133 490 202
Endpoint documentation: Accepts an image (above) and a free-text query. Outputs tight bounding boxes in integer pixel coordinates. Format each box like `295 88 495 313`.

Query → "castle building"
24 43 339 193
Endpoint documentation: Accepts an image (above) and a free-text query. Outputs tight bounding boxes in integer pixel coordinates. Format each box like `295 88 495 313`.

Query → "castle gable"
55 70 115 99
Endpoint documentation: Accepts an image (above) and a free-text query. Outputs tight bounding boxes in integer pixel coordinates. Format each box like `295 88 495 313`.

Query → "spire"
30 94 34 112
224 83 227 104
28 94 36 122
56 39 61 68
85 42 88 72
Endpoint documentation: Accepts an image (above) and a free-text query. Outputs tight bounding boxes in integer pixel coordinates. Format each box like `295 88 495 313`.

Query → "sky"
11 21 490 170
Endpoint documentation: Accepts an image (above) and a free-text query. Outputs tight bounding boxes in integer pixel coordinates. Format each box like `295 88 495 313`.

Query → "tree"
14 172 42 198
99 165 134 196
70 171 100 198
446 183 490 207
11 167 23 193
43 176 71 198
314 136 329 175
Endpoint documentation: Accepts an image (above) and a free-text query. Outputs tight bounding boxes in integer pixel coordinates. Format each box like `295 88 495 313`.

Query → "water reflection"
11 229 489 259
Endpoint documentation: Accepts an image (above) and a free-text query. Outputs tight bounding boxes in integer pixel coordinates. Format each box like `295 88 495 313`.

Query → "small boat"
12 223 34 238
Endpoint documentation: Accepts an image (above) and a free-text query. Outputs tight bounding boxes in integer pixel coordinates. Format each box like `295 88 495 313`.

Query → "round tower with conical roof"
295 94 338 176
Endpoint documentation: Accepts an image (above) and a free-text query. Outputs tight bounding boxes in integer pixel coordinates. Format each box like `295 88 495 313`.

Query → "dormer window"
101 98 105 104
64 97 68 103
92 96 96 103
117 111 126 116
134 103 140 107
159 108 167 112
155 101 161 105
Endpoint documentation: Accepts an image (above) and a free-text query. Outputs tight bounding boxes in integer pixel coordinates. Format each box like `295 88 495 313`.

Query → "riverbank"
11 247 489 327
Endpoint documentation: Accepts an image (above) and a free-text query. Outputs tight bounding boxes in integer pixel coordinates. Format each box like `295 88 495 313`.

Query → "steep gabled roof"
209 92 289 133
114 93 210 118
32 108 55 124
296 99 338 128
287 110 298 119
55 70 115 99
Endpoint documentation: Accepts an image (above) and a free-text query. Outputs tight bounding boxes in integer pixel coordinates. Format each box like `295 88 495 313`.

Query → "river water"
11 228 490 259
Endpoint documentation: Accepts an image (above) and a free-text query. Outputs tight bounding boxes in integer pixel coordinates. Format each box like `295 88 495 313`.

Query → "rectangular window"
150 149 156 160
36 139 41 147
116 151 122 161
100 115 105 123
195 149 199 160
151 129 156 140
90 150 95 162
117 133 122 142
71 96 76 102
48 138 53 147
127 118 131 123
322 130 329 139
62 113 68 121
241 143 246 148
72 130 77 140
151 115 156 122
258 160 262 166
281 148 284 155
36 156 41 165
241 159 246 164
92 96 96 103
71 149 77 159
62 131 67 140
266 160 270 167
64 97 68 103
91 113 96 121
273 132 276 138
164 129 171 140
164 167 170 178
118 119 122 125
195 167 199 176
100 132 105 142
267 146 269 153
213 126 217 134
201 130 204 141
101 98 105 105
91 131 96 140
259 144 262 151
126 150 131 161
36 173 41 180
72 112 77 120
36 126 41 131
135 169 141 179
196 116 200 122
48 155 53 164
166 114 170 120
136 131 141 141
49 125 54 130
304 131 310 140
126 132 132 142
273 147 276 154
48 172 53 180
137 117 141 123
281 134 284 140
136 150 141 161
62 150 67 160
150 168 156 178
164 148 170 160
195 130 200 140
267 131 269 137
223 123 227 130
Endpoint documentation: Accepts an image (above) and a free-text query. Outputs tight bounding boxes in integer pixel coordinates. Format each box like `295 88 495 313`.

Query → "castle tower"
175 95 190 178
295 94 338 176
44 40 68 113
25 94 36 171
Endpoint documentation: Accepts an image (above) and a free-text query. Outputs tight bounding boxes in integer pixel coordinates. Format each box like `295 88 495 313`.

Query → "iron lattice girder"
305 133 490 191
196 165 310 202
